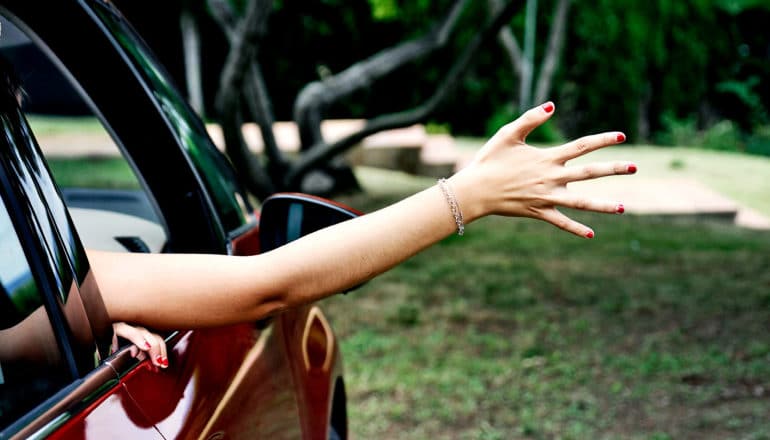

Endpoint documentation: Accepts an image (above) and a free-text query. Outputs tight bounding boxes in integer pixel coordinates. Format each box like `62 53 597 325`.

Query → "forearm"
92 183 466 329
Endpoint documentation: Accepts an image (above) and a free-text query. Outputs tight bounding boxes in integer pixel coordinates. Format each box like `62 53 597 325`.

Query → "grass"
26 115 106 136
570 146 770 218
324 167 770 439
46 157 140 189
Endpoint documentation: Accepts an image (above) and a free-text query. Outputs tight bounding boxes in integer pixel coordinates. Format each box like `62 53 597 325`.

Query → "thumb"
496 102 555 144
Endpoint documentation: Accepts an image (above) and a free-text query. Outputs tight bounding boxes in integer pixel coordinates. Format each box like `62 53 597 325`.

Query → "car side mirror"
258 193 362 253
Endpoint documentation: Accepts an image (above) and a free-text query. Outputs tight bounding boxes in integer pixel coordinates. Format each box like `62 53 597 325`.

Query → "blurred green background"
117 0 770 151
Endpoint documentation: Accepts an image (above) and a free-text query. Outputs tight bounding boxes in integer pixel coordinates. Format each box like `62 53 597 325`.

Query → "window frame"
0 105 114 434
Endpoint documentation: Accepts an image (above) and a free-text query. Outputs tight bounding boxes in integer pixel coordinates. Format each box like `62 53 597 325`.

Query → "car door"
0 97 164 438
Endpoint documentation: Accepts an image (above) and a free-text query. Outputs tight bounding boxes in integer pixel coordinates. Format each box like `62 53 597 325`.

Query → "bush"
701 120 743 152
656 113 698 147
746 125 770 158
657 114 744 152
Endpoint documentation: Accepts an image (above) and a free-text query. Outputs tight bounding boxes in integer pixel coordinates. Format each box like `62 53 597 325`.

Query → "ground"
325 166 770 440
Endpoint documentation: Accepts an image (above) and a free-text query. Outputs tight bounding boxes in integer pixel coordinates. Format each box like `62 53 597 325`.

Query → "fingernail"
155 355 163 365
162 358 169 368
616 204 625 214
144 342 151 350
585 230 595 239
616 133 626 143
627 164 637 174
542 102 554 113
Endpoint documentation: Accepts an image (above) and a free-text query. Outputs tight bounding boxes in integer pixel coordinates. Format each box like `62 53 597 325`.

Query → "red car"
0 1 354 438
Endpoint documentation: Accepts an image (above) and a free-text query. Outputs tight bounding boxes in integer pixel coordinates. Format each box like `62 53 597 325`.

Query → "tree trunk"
284 0 526 188
519 0 537 112
533 0 571 105
213 0 277 198
180 5 204 116
293 0 470 151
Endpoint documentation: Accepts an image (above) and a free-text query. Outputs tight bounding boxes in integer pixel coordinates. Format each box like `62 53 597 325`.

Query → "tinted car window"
0 195 71 431
91 1 253 232
0 15 170 254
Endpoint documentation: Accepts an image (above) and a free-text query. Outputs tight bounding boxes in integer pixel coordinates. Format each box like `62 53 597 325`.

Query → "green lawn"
325 167 770 439
46 157 140 189
571 146 770 218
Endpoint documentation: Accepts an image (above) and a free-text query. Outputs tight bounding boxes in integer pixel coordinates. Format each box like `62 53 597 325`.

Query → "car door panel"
119 324 303 439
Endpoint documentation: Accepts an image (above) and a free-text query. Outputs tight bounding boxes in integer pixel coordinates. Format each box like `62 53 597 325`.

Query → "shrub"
746 125 770 158
656 113 698 147
657 114 744 152
701 120 743 152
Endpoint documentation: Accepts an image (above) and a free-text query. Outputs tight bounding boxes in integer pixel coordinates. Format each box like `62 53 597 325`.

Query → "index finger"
554 131 626 163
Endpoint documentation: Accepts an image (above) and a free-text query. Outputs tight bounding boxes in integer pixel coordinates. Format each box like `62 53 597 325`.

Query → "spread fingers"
549 195 625 215
539 209 595 238
560 161 637 183
554 132 626 162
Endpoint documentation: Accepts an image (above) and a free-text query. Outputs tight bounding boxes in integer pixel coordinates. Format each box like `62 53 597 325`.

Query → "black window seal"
0 115 80 381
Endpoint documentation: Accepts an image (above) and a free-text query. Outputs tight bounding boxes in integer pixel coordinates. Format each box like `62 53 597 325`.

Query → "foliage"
125 0 770 158
746 125 770 157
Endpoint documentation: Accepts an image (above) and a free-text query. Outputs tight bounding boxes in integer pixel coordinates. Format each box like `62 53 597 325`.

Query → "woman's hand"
450 101 635 238
113 322 168 369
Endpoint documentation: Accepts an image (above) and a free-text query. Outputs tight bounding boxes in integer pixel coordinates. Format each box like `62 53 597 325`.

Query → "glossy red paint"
114 224 341 439
46 380 162 440
230 218 261 255
280 306 343 439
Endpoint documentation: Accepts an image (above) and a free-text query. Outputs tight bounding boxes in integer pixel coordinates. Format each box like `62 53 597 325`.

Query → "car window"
0 194 72 432
90 1 253 233
0 15 169 254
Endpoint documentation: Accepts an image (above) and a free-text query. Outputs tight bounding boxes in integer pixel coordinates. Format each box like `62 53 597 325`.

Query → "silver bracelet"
437 178 465 236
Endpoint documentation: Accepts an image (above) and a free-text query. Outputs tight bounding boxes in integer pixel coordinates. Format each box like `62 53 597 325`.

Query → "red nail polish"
162 358 169 367
155 355 163 364
586 231 595 239
616 204 625 214
627 164 637 174
542 102 554 113
144 342 151 350
616 133 626 143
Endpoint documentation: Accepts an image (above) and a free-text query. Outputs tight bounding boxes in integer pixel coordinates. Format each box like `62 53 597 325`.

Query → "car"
0 1 354 438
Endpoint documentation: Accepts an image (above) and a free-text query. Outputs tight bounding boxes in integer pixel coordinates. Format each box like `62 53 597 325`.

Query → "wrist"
446 169 488 225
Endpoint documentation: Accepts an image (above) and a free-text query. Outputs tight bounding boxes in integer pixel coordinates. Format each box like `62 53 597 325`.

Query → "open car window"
0 15 168 254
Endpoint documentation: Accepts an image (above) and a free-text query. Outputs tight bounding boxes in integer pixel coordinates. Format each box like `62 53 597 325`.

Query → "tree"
488 0 572 113
180 0 205 115
208 0 524 200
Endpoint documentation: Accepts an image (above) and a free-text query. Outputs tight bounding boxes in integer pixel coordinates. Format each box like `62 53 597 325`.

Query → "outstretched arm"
91 103 635 330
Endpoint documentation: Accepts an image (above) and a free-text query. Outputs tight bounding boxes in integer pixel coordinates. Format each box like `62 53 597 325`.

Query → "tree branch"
221 97 276 199
534 0 571 104
488 0 523 78
180 4 204 115
293 0 470 149
244 62 287 174
211 0 285 197
285 0 525 187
